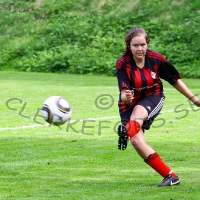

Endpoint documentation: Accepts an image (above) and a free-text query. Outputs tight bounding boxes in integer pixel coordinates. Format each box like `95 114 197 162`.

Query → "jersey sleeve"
116 57 130 91
158 61 182 85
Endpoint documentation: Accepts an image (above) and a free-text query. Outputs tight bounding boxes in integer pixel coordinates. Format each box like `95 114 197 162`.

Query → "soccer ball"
41 96 72 126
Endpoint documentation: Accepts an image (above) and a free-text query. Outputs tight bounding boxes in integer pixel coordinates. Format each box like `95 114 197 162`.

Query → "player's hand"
194 99 200 107
125 90 134 101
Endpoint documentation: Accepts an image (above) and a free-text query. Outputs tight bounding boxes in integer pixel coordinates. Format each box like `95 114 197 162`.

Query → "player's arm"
121 88 134 104
172 79 200 107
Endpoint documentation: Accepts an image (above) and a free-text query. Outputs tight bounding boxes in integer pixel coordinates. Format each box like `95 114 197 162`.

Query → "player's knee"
130 137 142 150
125 120 140 138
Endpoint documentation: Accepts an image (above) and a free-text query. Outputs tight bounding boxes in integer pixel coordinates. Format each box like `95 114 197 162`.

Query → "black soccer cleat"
158 174 180 187
117 125 128 150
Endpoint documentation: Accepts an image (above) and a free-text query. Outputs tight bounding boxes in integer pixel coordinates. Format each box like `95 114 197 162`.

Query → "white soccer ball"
41 96 72 126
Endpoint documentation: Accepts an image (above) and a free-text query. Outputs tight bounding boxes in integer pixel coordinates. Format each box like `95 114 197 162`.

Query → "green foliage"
0 0 200 77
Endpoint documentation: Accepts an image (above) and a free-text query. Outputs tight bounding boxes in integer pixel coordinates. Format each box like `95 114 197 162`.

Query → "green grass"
0 72 200 199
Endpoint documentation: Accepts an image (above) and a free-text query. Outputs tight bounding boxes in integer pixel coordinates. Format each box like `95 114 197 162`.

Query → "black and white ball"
41 96 72 126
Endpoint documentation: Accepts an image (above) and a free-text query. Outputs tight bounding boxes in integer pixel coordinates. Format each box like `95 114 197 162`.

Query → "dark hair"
123 28 150 55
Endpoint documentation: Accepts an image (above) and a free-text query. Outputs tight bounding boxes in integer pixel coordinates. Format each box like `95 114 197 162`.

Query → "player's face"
130 35 148 61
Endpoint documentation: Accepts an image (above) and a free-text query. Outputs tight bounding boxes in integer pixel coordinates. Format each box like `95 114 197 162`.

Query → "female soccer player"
116 27 200 187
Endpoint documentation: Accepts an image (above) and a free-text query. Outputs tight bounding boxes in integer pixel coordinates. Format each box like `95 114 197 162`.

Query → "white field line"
0 107 198 132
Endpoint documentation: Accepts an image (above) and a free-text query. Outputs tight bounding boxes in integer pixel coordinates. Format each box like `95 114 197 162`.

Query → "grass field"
0 72 200 200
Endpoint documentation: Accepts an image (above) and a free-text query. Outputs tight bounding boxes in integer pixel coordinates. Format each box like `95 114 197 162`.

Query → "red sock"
125 120 140 138
144 152 178 178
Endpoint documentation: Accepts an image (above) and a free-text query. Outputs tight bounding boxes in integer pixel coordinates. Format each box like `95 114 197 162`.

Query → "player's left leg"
144 152 180 187
128 118 180 187
126 95 180 187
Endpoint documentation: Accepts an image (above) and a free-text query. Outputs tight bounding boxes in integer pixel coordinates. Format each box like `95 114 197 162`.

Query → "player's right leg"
117 124 128 150
117 105 133 150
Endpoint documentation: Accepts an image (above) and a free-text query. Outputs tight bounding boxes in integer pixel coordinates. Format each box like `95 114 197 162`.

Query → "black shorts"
120 94 165 130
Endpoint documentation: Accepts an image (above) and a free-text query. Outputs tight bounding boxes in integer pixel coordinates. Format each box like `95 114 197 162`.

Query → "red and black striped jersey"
116 49 182 108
